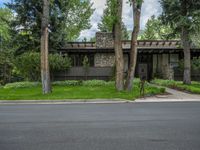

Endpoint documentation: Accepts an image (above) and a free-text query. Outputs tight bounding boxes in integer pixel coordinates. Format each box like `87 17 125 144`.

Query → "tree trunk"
41 0 51 94
125 1 142 91
114 0 124 91
181 27 191 84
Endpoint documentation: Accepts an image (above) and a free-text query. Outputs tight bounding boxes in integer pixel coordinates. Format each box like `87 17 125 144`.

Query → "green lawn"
0 80 165 100
151 79 200 94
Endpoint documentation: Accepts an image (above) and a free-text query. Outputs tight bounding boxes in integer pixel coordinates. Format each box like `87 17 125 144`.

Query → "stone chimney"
96 32 114 48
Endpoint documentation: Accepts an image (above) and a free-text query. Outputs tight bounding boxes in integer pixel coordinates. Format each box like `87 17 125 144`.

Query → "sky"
80 0 162 39
0 0 162 39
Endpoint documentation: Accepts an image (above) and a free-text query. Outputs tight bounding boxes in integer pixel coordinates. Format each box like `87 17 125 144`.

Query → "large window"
170 54 179 68
69 54 94 67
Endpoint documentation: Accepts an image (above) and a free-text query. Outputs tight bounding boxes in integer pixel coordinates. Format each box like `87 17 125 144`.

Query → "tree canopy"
160 0 200 35
160 0 200 84
6 0 94 54
139 15 178 40
0 8 13 43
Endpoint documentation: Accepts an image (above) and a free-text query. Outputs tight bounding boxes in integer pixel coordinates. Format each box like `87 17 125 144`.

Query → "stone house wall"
96 32 114 48
94 53 129 71
152 53 179 79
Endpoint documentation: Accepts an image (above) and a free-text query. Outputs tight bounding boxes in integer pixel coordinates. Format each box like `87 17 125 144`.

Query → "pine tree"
98 0 129 40
140 15 177 40
160 0 200 84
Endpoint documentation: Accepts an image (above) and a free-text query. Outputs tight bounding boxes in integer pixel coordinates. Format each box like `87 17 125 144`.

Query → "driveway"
0 102 200 150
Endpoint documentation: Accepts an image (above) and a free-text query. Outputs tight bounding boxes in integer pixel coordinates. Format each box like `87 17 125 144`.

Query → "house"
53 32 200 81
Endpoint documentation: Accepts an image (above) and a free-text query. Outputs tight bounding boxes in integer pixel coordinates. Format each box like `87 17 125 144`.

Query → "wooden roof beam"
156 41 159 46
162 41 165 46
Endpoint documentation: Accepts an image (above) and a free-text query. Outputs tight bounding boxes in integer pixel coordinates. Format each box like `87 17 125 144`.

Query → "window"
170 54 179 68
69 54 94 67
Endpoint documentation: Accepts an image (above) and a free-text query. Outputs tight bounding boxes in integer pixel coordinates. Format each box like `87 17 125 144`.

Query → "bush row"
3 80 115 89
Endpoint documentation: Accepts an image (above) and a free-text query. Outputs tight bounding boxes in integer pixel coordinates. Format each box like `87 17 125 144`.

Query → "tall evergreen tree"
140 15 177 40
160 0 200 84
98 0 129 40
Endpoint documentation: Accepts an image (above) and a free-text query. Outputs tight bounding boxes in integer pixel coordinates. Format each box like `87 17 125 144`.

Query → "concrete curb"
0 99 132 105
1 98 200 105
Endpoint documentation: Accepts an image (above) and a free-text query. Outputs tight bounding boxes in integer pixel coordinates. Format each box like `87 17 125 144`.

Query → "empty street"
0 102 200 150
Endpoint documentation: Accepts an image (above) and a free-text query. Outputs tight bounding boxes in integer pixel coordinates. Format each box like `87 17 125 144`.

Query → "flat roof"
58 40 200 53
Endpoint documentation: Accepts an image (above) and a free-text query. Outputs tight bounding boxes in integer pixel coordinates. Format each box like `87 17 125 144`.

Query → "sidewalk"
135 85 200 102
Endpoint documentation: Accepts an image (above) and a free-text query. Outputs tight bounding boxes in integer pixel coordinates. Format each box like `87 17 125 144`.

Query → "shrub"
133 78 140 83
178 58 200 71
52 80 82 86
52 80 116 87
15 52 71 81
15 52 40 81
83 80 114 86
4 81 41 89
49 54 71 71
160 87 166 93
151 79 181 88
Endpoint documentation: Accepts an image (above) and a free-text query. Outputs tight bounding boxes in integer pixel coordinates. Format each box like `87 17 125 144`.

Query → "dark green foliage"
178 58 200 71
15 52 71 81
160 0 200 84
0 8 12 41
160 0 200 35
0 50 14 85
192 58 200 71
97 0 129 40
0 8 15 85
191 32 200 47
15 52 40 81
6 0 94 54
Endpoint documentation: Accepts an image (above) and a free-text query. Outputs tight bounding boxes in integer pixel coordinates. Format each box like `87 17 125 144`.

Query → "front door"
138 64 148 80
135 54 153 80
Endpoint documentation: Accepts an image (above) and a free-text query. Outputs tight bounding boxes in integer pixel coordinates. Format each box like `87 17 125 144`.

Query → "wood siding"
52 67 113 81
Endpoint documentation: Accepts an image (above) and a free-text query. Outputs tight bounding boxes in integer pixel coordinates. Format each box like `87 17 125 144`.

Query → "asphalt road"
0 102 200 150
